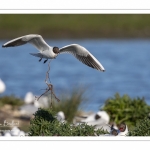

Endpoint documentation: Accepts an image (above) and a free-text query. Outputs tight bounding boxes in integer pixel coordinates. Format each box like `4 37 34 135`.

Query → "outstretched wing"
2 34 51 52
59 44 105 72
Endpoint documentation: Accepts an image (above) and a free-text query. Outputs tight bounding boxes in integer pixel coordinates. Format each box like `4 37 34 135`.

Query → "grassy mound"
102 93 150 129
28 108 107 136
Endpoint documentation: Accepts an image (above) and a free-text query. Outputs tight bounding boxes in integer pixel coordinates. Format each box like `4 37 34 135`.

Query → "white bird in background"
117 122 128 136
56 111 66 123
2 127 26 137
103 123 128 136
24 92 49 108
2 34 105 72
18 131 26 136
24 92 35 104
79 111 112 132
0 78 6 94
80 111 110 125
19 104 38 117
10 126 20 136
4 132 11 137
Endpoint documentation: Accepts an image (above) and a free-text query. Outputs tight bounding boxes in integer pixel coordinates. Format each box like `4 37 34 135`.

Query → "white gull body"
79 111 112 132
4 132 11 137
11 126 20 136
24 92 35 104
0 79 6 94
56 111 66 123
2 34 105 72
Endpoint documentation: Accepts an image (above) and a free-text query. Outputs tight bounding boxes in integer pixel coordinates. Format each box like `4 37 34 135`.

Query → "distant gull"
78 111 113 132
2 34 105 71
104 123 128 136
80 111 110 125
3 132 11 137
56 111 66 123
0 78 6 94
19 104 38 117
2 127 26 137
117 122 128 136
10 126 20 136
24 92 34 104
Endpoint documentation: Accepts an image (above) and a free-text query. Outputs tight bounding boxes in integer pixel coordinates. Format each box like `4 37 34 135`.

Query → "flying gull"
2 34 105 71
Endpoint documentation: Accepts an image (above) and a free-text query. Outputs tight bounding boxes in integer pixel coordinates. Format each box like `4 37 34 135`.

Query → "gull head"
119 122 127 132
53 47 60 54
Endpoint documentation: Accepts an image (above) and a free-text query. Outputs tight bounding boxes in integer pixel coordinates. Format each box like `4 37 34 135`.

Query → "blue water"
0 39 150 112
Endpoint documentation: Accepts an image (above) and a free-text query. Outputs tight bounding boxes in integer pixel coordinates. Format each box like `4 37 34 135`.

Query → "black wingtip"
2 45 5 48
100 69 105 72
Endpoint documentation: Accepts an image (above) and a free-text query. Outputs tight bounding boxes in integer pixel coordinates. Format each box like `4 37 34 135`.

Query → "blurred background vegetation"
1 14 150 39
0 95 24 109
1 90 150 135
52 88 88 123
101 93 150 130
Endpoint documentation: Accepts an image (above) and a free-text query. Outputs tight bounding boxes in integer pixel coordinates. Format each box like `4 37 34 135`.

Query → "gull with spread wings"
2 34 105 72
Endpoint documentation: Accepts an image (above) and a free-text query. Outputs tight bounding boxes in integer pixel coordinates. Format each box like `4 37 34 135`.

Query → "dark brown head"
95 114 101 120
119 123 126 132
53 47 59 54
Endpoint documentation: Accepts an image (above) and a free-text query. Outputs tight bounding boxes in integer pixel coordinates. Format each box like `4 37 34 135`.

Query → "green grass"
45 87 89 123
29 108 108 136
1 14 150 39
29 107 150 136
101 93 150 130
1 92 150 135
0 95 24 109
128 117 150 136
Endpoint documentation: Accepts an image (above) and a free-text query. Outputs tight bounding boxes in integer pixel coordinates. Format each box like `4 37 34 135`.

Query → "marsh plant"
0 95 24 109
128 117 150 136
28 108 107 136
102 93 150 129
52 87 89 123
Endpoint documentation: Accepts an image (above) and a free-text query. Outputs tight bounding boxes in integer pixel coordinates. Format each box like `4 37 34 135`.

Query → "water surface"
0 39 150 111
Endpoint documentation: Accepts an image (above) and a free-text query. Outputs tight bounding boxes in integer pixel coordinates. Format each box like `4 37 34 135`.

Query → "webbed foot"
44 59 48 63
39 58 42 62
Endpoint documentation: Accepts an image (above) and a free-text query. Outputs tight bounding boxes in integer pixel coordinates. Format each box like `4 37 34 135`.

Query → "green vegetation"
52 88 88 123
128 117 150 136
29 92 150 136
101 93 150 130
1 92 150 136
0 95 24 108
28 108 107 136
1 14 150 39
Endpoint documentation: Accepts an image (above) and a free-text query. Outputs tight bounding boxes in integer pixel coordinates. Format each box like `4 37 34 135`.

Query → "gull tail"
30 53 43 58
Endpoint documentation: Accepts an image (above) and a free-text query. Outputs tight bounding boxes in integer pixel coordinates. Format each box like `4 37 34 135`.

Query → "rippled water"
0 39 150 111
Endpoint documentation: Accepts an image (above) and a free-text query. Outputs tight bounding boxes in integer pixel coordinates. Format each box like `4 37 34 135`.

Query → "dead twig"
35 60 60 106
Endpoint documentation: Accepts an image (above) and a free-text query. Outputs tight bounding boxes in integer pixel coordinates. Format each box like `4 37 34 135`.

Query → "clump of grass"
0 95 24 109
52 88 88 123
128 117 150 136
101 93 150 129
29 108 107 136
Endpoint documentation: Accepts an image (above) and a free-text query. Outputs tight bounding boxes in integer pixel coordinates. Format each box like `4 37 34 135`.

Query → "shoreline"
1 14 150 39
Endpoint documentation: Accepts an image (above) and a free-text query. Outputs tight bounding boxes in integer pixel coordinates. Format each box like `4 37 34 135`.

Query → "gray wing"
59 44 105 72
2 34 51 52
